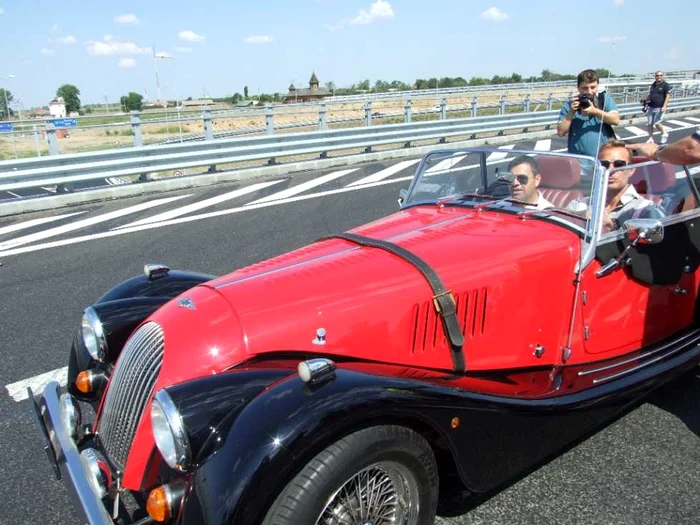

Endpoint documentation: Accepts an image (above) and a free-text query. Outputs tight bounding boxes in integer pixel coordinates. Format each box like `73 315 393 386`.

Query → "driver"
505 155 553 209
567 140 665 229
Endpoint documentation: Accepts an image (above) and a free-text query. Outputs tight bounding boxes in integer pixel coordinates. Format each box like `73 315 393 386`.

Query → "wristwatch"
693 128 700 143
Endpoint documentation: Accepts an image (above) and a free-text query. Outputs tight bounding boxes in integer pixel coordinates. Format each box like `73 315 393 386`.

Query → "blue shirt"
559 93 618 157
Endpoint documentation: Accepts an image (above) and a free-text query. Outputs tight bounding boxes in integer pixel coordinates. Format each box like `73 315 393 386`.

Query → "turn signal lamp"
75 371 93 394
146 486 171 522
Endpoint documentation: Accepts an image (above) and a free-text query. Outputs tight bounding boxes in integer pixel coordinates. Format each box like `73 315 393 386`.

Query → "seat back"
537 156 583 208
630 156 677 208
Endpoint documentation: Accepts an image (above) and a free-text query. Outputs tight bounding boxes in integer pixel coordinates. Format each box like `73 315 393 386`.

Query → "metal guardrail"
1 98 700 193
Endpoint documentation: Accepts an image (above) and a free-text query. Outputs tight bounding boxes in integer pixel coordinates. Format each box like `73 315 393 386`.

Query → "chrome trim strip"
591 332 700 384
35 381 113 524
578 329 700 377
215 214 470 290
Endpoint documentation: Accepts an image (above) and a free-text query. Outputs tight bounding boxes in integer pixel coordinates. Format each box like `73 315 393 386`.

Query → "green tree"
0 88 14 119
325 81 336 93
119 92 144 111
244 85 249 99
56 84 81 113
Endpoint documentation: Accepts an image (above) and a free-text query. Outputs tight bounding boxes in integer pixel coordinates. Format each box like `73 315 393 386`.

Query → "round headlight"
80 448 107 499
81 307 107 361
151 390 191 472
59 393 82 439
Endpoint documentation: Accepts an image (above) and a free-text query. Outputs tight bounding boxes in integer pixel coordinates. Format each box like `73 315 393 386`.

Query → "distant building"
49 96 66 118
181 99 215 108
285 72 331 103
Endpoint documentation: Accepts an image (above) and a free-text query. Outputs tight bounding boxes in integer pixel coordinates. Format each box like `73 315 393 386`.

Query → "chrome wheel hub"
315 461 419 525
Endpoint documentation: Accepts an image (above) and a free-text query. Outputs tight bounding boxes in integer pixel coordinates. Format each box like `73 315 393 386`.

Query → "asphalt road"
1 127 699 524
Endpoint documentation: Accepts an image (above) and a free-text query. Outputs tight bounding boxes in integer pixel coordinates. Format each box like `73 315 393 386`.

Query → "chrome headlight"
151 390 191 471
59 393 82 439
80 448 107 499
81 307 107 361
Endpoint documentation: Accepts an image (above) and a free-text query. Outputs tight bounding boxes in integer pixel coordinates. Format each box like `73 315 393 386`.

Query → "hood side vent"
410 288 488 354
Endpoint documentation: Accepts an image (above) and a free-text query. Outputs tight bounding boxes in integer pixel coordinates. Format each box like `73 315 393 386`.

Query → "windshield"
403 148 597 230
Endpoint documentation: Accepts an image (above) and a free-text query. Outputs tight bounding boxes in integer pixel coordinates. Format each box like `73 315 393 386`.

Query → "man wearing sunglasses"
504 155 553 209
568 140 664 229
644 71 671 145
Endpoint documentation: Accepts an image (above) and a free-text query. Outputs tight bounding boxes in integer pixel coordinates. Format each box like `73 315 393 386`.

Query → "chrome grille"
98 321 164 471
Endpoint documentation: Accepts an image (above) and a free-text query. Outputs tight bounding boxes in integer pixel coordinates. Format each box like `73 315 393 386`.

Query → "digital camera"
641 98 650 113
577 93 594 110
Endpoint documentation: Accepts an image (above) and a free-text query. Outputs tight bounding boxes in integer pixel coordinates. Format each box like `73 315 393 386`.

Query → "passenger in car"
505 155 553 209
567 140 665 229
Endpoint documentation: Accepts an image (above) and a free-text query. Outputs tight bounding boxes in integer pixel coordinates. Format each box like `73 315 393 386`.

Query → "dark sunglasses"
600 159 629 169
498 172 531 185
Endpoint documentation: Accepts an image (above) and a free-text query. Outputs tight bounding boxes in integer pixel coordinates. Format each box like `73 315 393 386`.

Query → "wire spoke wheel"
315 461 420 525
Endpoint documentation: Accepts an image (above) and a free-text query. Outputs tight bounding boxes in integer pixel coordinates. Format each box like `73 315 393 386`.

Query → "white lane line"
665 119 691 128
685 117 700 123
534 139 552 151
117 180 284 229
486 144 516 161
249 168 359 204
0 195 190 251
624 126 648 137
6 366 68 402
0 211 87 236
348 159 421 186
426 154 467 174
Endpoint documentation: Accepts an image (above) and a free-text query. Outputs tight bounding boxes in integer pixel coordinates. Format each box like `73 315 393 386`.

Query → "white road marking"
249 168 359 204
0 195 191 251
426 154 467 174
6 366 68 402
665 119 691 128
624 126 648 136
117 180 283 228
348 159 421 186
486 144 515 161
0 211 87 236
685 117 700 123
534 139 552 151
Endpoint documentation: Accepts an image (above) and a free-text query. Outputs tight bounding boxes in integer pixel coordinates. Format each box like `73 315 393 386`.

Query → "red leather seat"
538 156 583 208
630 156 676 206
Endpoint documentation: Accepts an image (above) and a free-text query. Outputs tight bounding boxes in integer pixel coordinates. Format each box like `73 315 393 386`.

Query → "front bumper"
29 380 115 525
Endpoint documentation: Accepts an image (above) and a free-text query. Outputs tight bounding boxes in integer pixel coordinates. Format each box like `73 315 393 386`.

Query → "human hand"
570 98 580 113
580 104 600 117
625 142 659 160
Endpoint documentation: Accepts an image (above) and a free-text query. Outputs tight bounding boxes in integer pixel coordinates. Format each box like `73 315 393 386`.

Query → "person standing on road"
557 69 621 158
627 128 700 165
644 71 672 145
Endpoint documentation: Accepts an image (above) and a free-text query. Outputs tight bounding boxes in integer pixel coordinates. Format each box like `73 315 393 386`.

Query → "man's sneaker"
661 132 669 144
646 137 655 144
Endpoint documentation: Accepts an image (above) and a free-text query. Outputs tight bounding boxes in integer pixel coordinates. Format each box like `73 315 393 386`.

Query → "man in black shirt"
645 70 672 144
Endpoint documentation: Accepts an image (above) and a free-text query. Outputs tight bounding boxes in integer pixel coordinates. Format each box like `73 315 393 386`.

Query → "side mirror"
624 218 664 245
398 188 408 206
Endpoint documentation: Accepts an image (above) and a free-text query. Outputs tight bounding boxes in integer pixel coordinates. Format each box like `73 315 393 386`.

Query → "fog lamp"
146 482 186 523
59 393 82 440
80 448 107 499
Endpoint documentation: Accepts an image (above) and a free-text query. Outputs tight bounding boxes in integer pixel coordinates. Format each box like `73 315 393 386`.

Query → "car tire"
262 425 439 525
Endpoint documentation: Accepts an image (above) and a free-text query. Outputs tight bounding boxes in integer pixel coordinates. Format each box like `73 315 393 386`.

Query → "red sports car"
30 146 700 524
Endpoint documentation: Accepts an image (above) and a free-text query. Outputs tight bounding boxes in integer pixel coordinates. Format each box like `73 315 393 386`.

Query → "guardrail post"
546 93 554 111
203 107 214 141
523 94 531 113
130 110 143 148
266 105 274 135
440 98 447 120
471 96 478 118
365 101 372 127
319 103 327 131
404 99 412 124
633 87 640 102
33 124 41 157
46 120 59 156
622 87 629 104
499 95 506 115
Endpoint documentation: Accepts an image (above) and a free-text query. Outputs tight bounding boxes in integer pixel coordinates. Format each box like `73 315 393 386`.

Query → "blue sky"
0 0 698 108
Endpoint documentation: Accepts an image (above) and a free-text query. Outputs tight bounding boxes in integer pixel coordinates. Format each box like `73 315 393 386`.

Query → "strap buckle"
433 291 455 314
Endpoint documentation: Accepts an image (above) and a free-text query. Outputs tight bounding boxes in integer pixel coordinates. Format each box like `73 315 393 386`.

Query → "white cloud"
243 35 275 44
41 47 55 56
349 0 394 25
87 38 150 56
115 14 140 24
613 0 624 5
481 7 508 22
178 30 205 43
174 46 193 53
598 35 627 44
155 51 174 58
118 58 136 68
56 35 76 44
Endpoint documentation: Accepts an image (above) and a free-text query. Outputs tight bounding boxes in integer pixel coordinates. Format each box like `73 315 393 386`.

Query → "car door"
579 163 700 355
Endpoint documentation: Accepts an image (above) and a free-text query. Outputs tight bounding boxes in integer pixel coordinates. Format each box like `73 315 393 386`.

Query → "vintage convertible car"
30 146 700 525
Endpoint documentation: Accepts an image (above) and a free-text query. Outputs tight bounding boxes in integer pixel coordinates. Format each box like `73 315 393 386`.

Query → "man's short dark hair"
598 139 632 161
507 155 539 175
577 69 599 86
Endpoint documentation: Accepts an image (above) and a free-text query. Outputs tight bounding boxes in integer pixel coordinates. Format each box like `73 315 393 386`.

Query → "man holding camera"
644 70 671 144
557 69 620 157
